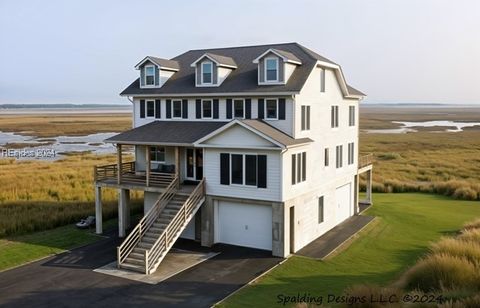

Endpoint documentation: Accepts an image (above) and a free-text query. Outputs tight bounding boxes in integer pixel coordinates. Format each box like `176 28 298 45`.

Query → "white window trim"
233 98 245 119
146 100 155 118
201 61 213 85
144 65 156 88
264 57 279 82
172 99 183 119
265 98 279 120
229 153 260 188
150 146 166 164
202 99 213 119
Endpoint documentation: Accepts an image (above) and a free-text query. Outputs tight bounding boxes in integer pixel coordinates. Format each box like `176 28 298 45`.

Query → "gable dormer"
135 56 179 89
253 48 302 85
190 53 237 87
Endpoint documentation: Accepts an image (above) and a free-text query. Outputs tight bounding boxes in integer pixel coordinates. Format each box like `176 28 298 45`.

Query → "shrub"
402 253 479 292
430 238 480 266
452 187 478 201
458 229 480 243
463 218 480 231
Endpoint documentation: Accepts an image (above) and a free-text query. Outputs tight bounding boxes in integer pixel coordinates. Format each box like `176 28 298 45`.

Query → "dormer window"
202 62 213 84
145 65 155 86
265 58 279 82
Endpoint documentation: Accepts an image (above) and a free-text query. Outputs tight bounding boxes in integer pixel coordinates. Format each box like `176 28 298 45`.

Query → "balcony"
358 153 374 169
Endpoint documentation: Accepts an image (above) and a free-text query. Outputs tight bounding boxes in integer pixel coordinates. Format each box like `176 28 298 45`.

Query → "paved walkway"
296 215 375 259
0 233 280 308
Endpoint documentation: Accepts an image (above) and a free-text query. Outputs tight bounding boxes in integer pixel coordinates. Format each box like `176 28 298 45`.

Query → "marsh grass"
360 131 480 200
0 153 143 236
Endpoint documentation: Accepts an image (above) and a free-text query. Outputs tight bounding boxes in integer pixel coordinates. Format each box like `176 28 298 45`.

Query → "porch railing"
117 177 178 266
358 153 374 169
145 178 206 274
94 162 175 187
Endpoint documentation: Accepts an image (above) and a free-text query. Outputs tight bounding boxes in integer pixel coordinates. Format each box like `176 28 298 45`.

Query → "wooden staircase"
117 178 206 274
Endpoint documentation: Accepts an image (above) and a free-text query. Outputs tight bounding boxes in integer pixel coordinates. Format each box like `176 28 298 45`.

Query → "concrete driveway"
0 232 280 308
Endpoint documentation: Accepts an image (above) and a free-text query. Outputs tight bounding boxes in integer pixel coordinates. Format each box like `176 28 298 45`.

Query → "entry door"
185 148 203 181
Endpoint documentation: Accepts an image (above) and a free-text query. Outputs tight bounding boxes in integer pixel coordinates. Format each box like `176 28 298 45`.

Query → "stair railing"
117 176 178 266
145 178 206 274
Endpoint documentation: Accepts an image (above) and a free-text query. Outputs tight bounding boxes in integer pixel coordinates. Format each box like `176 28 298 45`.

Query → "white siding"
132 98 294 136
204 148 281 202
159 70 175 87
284 63 296 83
217 67 233 85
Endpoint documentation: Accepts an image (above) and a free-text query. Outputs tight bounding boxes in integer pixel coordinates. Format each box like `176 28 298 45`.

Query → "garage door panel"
217 201 272 250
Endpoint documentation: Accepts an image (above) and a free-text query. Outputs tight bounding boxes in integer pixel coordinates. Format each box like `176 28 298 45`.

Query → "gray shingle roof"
144 56 180 71
270 48 302 64
240 119 312 147
346 85 366 96
203 53 237 67
105 121 228 145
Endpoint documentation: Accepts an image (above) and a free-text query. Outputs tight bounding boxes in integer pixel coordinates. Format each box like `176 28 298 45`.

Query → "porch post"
175 146 180 188
366 169 373 205
118 189 126 237
125 189 131 229
95 185 103 234
146 145 150 187
117 144 122 184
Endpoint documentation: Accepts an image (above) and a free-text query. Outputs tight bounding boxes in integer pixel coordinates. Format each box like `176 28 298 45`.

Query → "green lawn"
220 193 480 307
0 219 117 272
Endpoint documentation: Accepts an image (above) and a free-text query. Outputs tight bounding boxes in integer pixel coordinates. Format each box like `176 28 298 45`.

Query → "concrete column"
272 202 287 257
95 186 103 234
354 174 360 214
118 189 127 237
201 196 214 247
125 189 131 229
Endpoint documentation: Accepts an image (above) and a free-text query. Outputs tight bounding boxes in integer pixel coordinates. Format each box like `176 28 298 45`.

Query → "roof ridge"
186 42 299 53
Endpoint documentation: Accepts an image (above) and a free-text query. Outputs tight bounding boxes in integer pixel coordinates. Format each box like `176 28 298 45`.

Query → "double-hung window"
146 100 155 117
202 62 213 84
320 68 325 92
318 196 324 223
145 65 155 86
331 105 339 128
301 105 311 130
233 99 244 118
349 106 355 126
324 148 329 167
265 99 278 119
150 146 165 163
291 152 307 185
202 99 212 118
336 145 343 169
172 100 182 118
348 142 355 165
265 57 278 82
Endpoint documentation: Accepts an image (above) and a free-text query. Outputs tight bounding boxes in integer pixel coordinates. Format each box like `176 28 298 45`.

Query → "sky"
1 0 479 105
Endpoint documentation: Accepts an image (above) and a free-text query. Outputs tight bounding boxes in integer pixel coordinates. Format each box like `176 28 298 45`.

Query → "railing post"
117 247 121 268
144 250 149 274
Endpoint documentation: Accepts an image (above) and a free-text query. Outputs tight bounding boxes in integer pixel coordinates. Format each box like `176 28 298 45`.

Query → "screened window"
336 145 343 169
202 62 213 84
202 100 212 118
145 66 155 85
331 105 339 128
265 58 278 81
146 100 155 117
231 154 243 185
172 100 182 118
318 196 324 223
150 146 165 162
324 148 329 167
233 99 244 118
320 68 325 92
266 99 278 119
301 105 311 130
349 106 355 126
348 142 355 165
291 152 307 185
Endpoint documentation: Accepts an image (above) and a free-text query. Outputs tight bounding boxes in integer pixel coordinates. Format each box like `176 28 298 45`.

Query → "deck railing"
94 162 175 187
117 177 178 266
358 153 374 169
145 178 206 274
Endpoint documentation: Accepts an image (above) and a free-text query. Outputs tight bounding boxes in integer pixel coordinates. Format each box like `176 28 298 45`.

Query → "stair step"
129 252 144 259
133 247 146 254
145 229 162 236
149 226 165 233
119 262 145 273
138 242 153 249
125 257 145 266
153 222 168 228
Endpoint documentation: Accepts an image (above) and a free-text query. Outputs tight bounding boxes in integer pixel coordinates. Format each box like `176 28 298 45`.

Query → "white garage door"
216 201 272 250
335 183 352 224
